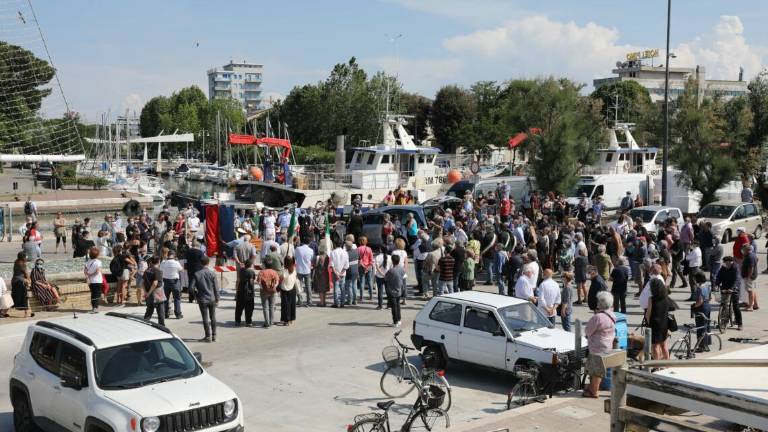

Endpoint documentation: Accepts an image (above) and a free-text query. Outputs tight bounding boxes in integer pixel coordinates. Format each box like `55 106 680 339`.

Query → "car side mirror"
193 352 203 363
60 372 82 390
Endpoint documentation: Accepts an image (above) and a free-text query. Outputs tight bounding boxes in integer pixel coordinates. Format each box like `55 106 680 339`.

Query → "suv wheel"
722 230 731 244
13 394 39 432
754 225 763 239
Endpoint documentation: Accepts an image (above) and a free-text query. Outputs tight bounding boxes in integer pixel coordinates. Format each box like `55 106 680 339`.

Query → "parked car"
361 205 427 248
697 200 763 243
9 312 244 432
421 196 463 221
411 291 586 372
628 206 683 233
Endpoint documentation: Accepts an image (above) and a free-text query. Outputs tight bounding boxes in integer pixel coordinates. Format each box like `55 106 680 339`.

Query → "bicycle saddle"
377 401 396 411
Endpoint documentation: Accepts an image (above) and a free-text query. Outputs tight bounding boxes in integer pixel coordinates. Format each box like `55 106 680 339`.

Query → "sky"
14 0 768 122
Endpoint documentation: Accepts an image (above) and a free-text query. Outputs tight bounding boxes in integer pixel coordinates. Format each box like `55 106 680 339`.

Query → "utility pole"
661 0 672 206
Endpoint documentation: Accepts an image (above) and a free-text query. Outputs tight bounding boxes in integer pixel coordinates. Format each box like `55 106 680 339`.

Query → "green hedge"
293 145 335 165
60 176 109 187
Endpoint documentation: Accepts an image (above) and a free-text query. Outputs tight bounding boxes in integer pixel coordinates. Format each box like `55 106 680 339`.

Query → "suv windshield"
94 338 201 389
628 209 656 223
498 303 553 332
699 204 735 219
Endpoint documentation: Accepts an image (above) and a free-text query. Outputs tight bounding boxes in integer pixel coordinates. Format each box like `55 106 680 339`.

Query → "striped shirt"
438 253 455 282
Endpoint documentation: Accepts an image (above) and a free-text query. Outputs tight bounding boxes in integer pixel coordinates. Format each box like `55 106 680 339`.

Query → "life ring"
122 199 142 216
623 162 630 173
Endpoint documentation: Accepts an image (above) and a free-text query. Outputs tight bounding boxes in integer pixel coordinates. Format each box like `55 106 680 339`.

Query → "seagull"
17 11 26 24
195 41 200 47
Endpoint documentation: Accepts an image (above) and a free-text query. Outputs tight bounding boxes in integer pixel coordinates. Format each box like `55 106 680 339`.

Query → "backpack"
24 201 32 215
109 256 123 276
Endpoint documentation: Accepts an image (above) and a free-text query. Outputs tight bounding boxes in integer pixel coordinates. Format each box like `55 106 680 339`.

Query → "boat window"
381 155 390 164
605 154 613 162
355 153 363 164
618 154 625 161
427 155 435 163
367 154 375 165
418 155 425 164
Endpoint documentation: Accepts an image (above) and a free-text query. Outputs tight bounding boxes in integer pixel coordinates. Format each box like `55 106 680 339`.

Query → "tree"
495 78 604 193
399 92 432 142
589 81 653 125
139 96 172 137
670 79 739 205
719 96 755 180
431 85 476 154
747 70 768 149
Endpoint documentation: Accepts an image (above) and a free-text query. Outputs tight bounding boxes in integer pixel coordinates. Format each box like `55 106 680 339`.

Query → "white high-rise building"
207 61 263 114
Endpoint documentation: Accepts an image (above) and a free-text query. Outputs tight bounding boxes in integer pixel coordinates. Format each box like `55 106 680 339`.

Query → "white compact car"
628 206 683 233
411 291 586 372
9 312 244 432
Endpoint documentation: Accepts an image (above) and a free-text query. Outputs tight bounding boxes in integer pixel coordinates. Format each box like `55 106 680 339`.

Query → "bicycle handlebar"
393 330 414 352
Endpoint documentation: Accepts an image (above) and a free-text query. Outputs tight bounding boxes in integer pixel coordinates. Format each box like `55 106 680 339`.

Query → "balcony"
214 85 230 91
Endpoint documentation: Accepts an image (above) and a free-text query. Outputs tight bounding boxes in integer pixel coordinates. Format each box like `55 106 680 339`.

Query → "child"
460 250 476 291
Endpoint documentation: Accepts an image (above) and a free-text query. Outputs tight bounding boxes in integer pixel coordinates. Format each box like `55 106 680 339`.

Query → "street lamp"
661 0 672 206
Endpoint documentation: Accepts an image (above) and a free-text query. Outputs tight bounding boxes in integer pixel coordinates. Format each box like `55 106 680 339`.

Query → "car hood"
103 373 237 417
515 327 587 353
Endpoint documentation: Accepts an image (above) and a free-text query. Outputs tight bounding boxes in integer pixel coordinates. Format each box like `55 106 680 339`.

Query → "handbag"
0 292 14 309
667 314 678 332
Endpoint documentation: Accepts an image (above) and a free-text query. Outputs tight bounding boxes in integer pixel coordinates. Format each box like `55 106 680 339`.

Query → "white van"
567 174 650 210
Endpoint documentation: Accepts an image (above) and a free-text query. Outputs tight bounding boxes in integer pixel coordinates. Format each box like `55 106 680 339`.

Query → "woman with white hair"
584 291 616 398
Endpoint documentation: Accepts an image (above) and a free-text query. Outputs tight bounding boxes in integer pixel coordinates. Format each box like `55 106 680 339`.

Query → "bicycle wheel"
422 373 451 412
717 302 731 334
507 382 537 408
381 364 416 398
670 338 691 360
709 333 722 352
349 418 386 432
406 408 450 431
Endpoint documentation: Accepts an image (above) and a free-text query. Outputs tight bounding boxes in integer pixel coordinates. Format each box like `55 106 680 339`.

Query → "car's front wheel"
423 345 447 370
13 393 39 432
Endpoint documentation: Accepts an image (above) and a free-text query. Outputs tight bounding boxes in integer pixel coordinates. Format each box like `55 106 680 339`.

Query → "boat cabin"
591 123 660 176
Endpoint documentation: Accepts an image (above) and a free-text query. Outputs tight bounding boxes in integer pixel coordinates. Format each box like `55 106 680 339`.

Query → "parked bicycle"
716 289 736 333
380 330 452 411
670 314 723 360
506 364 547 409
348 385 450 432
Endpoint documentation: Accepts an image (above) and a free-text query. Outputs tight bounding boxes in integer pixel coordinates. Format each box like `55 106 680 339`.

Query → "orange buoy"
249 166 264 181
447 169 462 184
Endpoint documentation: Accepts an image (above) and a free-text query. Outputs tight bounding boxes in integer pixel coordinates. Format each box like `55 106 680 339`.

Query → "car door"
424 300 463 359
53 341 90 432
458 306 508 369
27 332 61 429
744 204 761 234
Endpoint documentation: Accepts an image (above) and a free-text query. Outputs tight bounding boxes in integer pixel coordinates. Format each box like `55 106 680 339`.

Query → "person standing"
280 256 299 326
619 191 634 214
294 238 315 307
53 212 67 254
374 246 392 310
344 237 360 305
715 257 742 330
185 240 205 303
645 278 671 360
514 266 536 303
258 266 280 328
537 269 561 325
560 272 574 331
235 259 256 326
459 250 476 292
685 241 703 301
391 238 409 304
691 272 712 352
193 255 220 342
437 243 456 296
159 251 184 319
741 243 759 311
610 257 630 314
83 247 104 314
574 247 589 304
587 266 608 312
142 256 166 326
329 240 349 308
357 235 374 301
23 196 37 222
384 254 405 327
583 291 616 398
493 243 508 296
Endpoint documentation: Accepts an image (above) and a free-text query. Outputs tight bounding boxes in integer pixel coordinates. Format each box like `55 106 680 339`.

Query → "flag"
287 207 298 239
323 214 332 253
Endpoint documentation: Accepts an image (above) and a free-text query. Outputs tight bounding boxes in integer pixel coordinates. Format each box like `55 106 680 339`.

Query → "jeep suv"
411 291 586 372
9 312 244 432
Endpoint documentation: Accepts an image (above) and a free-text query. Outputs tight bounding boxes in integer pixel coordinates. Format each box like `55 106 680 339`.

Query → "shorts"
745 278 755 292
119 269 130 280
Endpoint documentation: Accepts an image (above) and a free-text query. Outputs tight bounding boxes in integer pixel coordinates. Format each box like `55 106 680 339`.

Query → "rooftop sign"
626 49 659 61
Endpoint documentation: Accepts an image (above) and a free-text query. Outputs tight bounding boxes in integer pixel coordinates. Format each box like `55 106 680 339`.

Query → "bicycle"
506 364 546 409
670 313 723 360
380 330 452 411
716 289 736 333
348 385 450 432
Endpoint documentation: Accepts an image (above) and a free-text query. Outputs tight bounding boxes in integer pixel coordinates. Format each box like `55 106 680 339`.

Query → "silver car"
697 201 763 243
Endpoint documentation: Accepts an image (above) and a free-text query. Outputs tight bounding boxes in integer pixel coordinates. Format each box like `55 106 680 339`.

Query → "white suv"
411 291 586 372
9 312 244 432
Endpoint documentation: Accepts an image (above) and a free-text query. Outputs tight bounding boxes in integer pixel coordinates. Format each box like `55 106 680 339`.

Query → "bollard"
575 319 583 389
643 326 652 364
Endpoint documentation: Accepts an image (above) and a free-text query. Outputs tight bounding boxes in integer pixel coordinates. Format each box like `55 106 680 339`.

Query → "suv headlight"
223 399 237 418
141 417 160 432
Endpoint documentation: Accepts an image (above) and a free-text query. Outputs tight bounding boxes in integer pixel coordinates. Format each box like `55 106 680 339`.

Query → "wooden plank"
641 359 768 368
619 406 722 432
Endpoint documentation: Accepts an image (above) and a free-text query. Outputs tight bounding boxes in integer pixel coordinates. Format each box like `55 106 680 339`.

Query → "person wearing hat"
620 191 634 213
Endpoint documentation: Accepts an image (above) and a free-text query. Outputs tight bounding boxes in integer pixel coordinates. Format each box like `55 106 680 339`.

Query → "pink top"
585 310 616 355
357 245 374 270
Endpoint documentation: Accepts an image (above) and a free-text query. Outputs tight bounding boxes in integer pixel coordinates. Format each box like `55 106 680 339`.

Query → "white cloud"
382 0 527 25
442 14 765 87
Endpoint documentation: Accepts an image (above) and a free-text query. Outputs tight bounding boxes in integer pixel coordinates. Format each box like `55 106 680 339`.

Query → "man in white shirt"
537 269 561 324
685 240 703 301
514 267 536 303
159 252 184 319
187 213 201 245
263 211 277 239
526 252 540 286
260 233 279 261
329 242 349 308
294 239 315 307
639 264 664 310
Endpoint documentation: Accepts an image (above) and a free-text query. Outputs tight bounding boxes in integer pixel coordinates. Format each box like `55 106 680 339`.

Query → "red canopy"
228 134 292 160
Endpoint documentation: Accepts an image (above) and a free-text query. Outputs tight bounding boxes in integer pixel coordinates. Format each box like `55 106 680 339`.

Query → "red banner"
205 204 220 257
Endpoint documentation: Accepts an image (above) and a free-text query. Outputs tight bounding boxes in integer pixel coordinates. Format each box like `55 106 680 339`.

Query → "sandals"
582 390 598 398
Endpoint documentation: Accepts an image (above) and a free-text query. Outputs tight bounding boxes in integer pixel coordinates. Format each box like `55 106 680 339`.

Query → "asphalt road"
1 245 767 431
